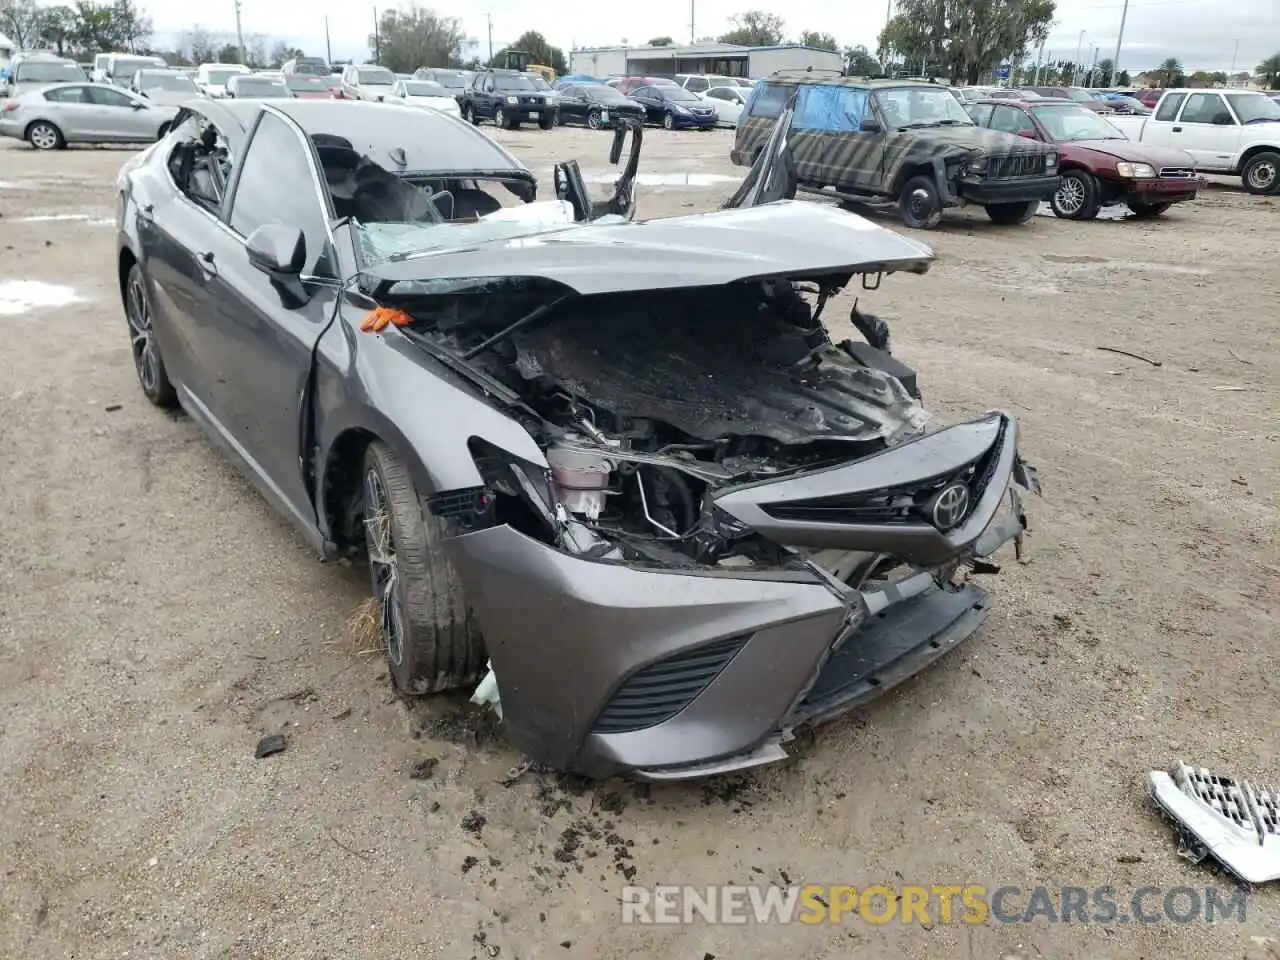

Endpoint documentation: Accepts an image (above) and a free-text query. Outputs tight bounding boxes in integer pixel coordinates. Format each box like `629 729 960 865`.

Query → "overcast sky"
148 0 1279 74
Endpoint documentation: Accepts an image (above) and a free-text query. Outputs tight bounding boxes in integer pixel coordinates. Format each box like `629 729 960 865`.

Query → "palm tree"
1257 53 1280 90
1096 57 1114 85
1155 57 1183 86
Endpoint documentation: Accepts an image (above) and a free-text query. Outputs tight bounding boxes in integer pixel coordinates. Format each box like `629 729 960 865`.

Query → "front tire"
463 103 478 124
1051 169 1101 220
984 200 1039 225
898 174 943 229
1241 151 1280 195
538 112 554 130
662 112 676 130
1125 200 1172 218
586 108 602 130
27 121 64 151
362 441 486 695
125 263 178 408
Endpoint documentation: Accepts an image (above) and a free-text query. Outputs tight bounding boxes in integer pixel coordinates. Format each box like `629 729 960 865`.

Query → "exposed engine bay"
393 274 937 581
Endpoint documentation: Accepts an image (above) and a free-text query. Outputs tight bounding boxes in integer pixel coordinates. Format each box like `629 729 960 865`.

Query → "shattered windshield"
874 87 973 127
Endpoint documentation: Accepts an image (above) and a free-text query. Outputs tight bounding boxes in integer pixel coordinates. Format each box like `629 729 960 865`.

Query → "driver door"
197 109 340 529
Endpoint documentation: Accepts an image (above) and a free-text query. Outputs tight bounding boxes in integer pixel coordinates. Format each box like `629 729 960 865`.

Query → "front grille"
591 635 748 734
988 153 1045 178
1158 166 1195 179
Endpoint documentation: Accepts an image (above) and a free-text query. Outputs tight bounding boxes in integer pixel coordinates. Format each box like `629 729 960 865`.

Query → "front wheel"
538 112 554 130
1051 169 1101 220
125 263 178 408
662 112 676 130
984 199 1039 225
1125 200 1172 218
586 108 602 130
27 121 63 151
1241 151 1280 195
897 174 943 229
463 103 478 125
362 441 486 695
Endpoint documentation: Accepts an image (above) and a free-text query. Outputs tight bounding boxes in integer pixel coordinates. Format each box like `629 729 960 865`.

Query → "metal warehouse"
568 42 844 80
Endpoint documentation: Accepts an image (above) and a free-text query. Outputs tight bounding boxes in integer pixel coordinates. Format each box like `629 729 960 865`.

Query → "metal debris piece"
254 734 287 759
1149 761 1280 884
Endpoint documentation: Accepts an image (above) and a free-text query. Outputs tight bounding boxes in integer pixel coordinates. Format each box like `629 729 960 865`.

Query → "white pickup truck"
1107 88 1280 194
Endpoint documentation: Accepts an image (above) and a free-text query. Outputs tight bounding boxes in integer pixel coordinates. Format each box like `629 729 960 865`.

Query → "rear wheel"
984 200 1039 225
1050 169 1101 220
1125 200 1172 218
662 112 676 130
362 441 486 695
463 103 478 124
27 121 63 151
897 174 943 229
1241 151 1280 195
125 263 178 408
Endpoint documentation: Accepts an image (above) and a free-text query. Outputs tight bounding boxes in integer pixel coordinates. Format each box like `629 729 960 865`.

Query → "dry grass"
328 596 384 659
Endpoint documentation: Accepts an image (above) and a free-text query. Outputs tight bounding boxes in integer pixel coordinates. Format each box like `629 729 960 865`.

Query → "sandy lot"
1 122 1277 960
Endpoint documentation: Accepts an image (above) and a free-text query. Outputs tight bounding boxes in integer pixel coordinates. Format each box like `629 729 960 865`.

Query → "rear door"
558 84 587 123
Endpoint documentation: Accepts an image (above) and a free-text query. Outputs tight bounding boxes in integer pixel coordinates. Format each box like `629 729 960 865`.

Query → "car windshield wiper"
1244 116 1277 124
935 118 969 125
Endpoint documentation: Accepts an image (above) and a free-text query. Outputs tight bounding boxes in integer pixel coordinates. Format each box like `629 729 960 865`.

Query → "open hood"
363 201 934 297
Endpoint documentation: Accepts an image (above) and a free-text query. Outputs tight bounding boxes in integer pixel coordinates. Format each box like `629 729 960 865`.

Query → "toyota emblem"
931 482 970 530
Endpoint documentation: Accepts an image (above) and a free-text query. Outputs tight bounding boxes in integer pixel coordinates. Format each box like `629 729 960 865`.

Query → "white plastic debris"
1149 760 1280 884
471 661 502 720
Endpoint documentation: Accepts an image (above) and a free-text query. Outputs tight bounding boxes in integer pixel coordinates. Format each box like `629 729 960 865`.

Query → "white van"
103 53 166 86
195 62 250 99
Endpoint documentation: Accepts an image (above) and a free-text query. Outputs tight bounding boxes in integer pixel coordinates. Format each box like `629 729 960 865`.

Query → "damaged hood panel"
363 200 934 297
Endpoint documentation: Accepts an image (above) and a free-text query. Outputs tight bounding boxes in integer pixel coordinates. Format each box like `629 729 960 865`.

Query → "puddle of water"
1035 201 1132 221
0 280 85 316
16 214 113 225
587 171 738 187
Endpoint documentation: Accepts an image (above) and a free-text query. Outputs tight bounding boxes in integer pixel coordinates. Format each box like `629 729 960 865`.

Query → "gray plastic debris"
254 734 287 759
1149 761 1280 884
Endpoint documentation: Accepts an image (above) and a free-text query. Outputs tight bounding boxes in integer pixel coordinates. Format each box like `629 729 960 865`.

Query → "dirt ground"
1 123 1277 960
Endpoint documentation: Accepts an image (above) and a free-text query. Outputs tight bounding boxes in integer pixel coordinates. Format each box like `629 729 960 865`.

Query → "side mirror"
860 118 882 133
245 224 305 276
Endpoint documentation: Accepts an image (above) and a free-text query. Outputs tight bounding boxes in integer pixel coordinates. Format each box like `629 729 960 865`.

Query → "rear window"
358 67 395 85
747 82 790 119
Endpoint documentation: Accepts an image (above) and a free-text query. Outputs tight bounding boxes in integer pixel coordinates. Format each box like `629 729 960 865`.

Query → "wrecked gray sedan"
116 98 1039 781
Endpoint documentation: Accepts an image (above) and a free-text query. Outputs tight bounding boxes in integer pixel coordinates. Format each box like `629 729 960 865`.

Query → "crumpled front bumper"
447 411 1040 781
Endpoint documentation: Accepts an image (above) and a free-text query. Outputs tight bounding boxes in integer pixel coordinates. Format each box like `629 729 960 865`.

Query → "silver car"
0 82 178 150
3 56 86 99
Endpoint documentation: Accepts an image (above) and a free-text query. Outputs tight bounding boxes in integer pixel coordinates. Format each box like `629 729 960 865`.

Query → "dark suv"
461 69 555 129
731 76 1061 228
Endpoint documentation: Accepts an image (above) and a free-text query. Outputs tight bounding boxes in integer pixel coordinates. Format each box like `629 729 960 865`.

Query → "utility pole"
1089 45 1098 86
487 13 493 63
372 6 380 61
1111 0 1130 85
1071 30 1085 85
233 0 246 65
1034 39 1046 84
325 16 332 64
1229 38 1240 76
689 0 695 43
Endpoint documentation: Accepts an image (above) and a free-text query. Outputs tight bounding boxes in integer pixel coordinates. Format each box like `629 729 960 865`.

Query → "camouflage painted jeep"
731 76 1062 228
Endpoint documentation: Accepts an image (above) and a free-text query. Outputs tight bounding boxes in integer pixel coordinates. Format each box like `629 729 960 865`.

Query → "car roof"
186 99 530 177
763 75 948 91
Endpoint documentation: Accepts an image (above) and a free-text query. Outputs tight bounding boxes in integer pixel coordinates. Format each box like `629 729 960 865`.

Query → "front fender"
313 313 548 508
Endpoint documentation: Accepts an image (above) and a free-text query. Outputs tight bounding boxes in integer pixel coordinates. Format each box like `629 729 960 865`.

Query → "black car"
629 83 718 130
414 67 469 108
555 83 645 130
461 68 555 129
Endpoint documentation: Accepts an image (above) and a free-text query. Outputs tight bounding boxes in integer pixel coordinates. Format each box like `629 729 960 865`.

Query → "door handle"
197 250 218 278
1172 126 1182 132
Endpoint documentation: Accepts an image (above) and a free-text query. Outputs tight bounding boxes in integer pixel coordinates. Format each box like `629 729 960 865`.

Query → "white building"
568 42 843 81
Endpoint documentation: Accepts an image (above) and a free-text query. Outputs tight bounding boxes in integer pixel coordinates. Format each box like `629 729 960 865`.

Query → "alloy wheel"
1055 176 1086 215
1247 160 1276 192
663 113 675 130
495 107 506 128
126 271 159 396
363 467 405 667
587 110 601 130
29 123 58 150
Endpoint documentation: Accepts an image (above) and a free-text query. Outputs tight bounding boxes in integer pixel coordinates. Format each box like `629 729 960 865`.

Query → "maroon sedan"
968 97 1202 219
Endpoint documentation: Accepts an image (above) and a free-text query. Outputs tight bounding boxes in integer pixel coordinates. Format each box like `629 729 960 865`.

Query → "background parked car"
0 81 177 149
196 63 250 98
413 67 469 108
387 78 461 116
1021 86 1115 113
1098 93 1151 115
702 84 746 126
675 73 739 94
341 63 396 101
968 96 1200 219
130 69 202 106
3 55 85 99
609 76 677 94
100 53 165 88
461 69 555 129
630 83 718 129
282 56 330 77
554 82 644 129
285 75 340 99
226 75 292 99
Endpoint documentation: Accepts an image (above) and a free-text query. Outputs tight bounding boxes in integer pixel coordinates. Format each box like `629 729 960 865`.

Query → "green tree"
180 25 216 64
489 31 568 74
0 0 46 50
719 10 785 46
844 43 880 75
1257 53 1280 90
647 36 674 46
1152 57 1183 86
69 0 151 53
1188 69 1213 87
1095 57 1113 85
215 41 241 63
270 41 305 67
38 5 78 55
371 3 468 71
1117 68 1129 85
799 30 839 51
878 0 1054 84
